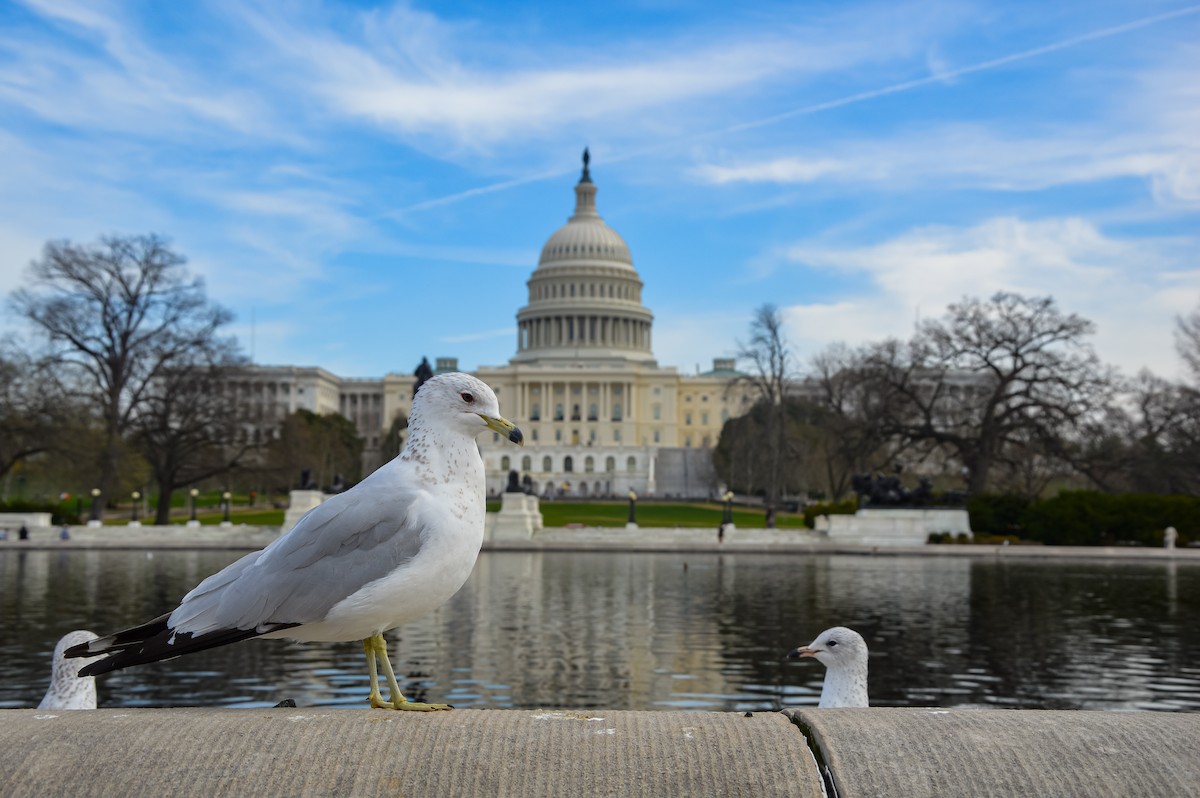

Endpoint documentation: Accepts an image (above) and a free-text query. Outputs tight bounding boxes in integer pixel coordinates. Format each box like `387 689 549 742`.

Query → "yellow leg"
362 632 451 711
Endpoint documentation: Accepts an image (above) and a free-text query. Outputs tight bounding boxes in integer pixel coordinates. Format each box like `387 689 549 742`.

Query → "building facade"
234 157 751 497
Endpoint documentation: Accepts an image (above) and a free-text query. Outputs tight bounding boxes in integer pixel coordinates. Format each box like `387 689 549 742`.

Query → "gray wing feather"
169 482 427 634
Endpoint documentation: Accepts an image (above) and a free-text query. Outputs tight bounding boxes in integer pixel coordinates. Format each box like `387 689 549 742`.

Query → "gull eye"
460 391 475 404
828 639 838 647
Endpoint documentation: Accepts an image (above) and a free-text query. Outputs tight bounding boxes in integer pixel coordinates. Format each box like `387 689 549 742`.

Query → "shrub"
1023 491 1200 546
968 494 1032 538
804 498 858 529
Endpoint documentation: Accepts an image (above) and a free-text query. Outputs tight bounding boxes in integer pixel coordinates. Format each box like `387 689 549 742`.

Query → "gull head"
787 626 868 671
415 372 523 446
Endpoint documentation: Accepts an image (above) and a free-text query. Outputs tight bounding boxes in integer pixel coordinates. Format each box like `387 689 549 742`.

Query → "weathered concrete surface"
0 709 818 798
786 707 1200 798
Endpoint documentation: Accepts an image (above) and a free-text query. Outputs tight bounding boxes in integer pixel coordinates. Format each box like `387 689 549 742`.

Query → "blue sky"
1 0 1197 380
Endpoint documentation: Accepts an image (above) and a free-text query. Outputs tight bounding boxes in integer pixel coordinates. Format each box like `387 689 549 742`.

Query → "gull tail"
63 614 298 677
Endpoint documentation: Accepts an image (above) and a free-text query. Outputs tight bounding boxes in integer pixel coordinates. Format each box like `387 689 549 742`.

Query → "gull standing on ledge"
67 373 523 711
787 626 870 708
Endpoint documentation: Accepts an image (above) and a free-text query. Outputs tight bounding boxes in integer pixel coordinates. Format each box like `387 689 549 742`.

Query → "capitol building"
233 156 752 497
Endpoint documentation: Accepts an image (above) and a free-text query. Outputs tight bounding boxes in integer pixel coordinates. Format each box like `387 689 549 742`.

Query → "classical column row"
517 380 637 424
519 315 650 351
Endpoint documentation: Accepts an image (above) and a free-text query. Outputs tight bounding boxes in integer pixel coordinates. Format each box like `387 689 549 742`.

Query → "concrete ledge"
0 709 818 798
785 707 1200 798
4 707 1199 796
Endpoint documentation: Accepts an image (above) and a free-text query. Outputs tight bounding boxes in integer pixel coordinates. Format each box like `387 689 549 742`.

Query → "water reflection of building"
229 155 754 497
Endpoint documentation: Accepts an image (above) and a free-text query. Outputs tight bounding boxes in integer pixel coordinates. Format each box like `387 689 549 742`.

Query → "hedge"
968 491 1197 547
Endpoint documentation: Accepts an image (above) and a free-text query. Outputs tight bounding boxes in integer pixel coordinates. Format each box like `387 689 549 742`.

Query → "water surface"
2 549 1197 711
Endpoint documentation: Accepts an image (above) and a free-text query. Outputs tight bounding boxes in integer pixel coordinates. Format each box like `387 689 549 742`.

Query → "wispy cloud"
2 0 285 143
779 216 1200 376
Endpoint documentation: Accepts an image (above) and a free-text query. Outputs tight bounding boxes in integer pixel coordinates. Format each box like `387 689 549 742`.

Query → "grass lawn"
488 500 809 529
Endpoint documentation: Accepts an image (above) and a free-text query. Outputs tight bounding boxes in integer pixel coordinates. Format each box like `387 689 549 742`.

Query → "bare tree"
1068 371 1200 495
731 305 796 524
263 410 364 494
808 343 905 499
858 293 1111 494
1177 303 1200 384
132 343 254 524
10 235 234 517
0 345 69 484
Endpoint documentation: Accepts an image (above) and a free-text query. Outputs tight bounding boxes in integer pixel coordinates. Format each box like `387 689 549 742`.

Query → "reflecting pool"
2 549 1198 711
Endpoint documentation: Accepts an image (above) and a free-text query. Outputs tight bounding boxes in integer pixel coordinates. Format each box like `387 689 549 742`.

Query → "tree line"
716 295 1200 515
1 235 370 522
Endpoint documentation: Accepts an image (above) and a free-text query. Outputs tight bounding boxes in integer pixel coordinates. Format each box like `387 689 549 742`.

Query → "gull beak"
480 414 524 446
787 646 817 659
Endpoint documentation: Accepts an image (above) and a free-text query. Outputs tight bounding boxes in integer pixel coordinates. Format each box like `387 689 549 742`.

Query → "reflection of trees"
967 561 1200 710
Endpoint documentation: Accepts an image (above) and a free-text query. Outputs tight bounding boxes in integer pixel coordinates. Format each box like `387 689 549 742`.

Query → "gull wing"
169 471 430 634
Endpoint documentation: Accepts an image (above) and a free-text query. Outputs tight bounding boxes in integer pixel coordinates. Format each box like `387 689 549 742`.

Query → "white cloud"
691 126 1200 210
692 158 847 185
2 1 284 143
778 216 1200 377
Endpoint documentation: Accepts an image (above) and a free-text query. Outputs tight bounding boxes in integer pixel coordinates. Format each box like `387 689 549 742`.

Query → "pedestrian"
717 523 725 544
18 524 30 540
1164 526 1178 550
60 523 71 541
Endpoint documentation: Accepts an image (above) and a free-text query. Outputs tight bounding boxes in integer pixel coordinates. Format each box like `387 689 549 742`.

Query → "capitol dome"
537 169 633 268
512 151 655 365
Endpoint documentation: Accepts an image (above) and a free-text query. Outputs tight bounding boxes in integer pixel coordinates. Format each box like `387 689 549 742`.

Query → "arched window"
605 457 615 472
585 456 594 473
542 456 552 472
531 429 539 442
612 403 622 421
626 456 637 474
653 403 661 420
501 456 511 471
564 456 574 473
521 455 532 471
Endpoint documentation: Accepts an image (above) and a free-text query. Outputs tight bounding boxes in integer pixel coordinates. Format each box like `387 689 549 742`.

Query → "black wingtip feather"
66 617 300 677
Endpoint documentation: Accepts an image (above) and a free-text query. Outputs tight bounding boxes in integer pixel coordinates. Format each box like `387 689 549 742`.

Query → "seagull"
787 626 869 708
66 372 523 711
39 630 102 710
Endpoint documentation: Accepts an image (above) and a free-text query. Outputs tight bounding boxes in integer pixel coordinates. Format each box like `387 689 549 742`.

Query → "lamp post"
626 489 638 529
222 490 232 527
88 488 102 527
188 488 200 527
720 490 734 542
130 490 141 526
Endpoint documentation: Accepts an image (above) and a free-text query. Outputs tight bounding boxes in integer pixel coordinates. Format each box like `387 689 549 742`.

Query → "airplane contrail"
397 4 1200 214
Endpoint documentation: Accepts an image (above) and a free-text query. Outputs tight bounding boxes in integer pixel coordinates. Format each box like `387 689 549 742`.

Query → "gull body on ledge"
66 373 523 711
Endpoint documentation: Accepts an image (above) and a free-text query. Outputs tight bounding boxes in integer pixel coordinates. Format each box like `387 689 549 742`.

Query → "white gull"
67 373 522 711
788 626 870 708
